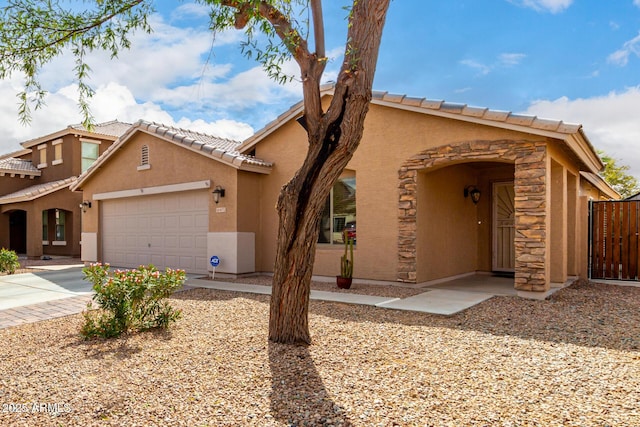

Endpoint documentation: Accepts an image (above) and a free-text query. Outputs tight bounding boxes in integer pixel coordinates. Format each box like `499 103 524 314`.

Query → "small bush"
0 248 20 274
81 263 185 339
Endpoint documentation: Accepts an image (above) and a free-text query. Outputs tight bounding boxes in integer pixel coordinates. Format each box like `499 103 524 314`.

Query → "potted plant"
337 230 354 289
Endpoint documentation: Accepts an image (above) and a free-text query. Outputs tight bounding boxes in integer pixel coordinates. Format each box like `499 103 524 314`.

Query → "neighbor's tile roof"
69 120 133 138
21 120 132 148
0 157 40 176
0 177 75 204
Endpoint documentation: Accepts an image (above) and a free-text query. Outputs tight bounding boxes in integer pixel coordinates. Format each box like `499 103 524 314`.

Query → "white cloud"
608 32 640 66
522 87 640 180
461 53 526 76
508 0 573 13
635 0 640 8
460 59 492 76
0 81 255 153
499 53 526 66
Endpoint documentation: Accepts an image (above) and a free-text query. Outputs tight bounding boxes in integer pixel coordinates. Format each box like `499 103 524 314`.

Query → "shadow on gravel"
268 342 352 426
173 281 639 352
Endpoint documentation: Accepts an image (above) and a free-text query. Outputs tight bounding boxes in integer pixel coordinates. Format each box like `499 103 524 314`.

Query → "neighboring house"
72 85 619 297
624 191 640 201
0 121 131 258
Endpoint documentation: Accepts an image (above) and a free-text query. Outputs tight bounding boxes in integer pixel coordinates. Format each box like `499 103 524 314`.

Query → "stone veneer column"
398 140 549 292
513 142 549 291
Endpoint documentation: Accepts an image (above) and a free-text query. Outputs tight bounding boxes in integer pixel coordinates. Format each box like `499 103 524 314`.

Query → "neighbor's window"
37 144 47 168
318 170 356 245
42 210 49 243
81 140 100 172
54 209 65 242
52 139 63 165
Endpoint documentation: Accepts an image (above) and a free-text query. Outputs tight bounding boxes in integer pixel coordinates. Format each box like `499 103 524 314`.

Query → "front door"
492 182 515 273
9 210 27 254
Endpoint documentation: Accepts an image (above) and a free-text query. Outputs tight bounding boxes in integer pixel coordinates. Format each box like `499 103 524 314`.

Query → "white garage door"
102 191 209 274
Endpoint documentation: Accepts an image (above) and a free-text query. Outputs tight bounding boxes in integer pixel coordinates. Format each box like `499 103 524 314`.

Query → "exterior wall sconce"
464 186 481 204
79 200 92 212
212 186 226 204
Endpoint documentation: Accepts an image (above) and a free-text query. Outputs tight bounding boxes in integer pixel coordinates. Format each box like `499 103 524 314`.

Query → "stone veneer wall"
398 140 549 292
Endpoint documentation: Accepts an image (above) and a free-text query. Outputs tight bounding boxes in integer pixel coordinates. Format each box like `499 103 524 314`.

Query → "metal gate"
589 200 640 281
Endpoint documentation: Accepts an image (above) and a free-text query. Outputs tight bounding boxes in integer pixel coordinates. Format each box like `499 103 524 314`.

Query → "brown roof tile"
0 177 75 204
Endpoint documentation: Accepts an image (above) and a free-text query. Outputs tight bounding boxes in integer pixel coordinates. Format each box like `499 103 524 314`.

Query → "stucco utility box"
207 232 255 274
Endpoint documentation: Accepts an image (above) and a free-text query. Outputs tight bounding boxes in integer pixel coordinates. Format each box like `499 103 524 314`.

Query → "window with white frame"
81 140 100 172
52 139 63 165
42 210 49 244
37 144 47 168
54 209 66 244
318 170 356 245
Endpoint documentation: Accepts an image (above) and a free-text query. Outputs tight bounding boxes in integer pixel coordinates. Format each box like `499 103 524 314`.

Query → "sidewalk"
0 274 497 330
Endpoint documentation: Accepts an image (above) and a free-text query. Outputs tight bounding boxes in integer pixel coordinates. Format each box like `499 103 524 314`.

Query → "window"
37 144 47 168
137 145 151 171
52 139 63 165
42 210 49 244
318 170 356 244
81 141 100 172
54 209 65 242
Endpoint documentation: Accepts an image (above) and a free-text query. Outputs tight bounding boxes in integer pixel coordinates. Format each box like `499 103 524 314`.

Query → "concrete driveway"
0 266 91 311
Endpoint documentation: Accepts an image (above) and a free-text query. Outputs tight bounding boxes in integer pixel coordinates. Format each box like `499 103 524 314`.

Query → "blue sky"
1 0 640 178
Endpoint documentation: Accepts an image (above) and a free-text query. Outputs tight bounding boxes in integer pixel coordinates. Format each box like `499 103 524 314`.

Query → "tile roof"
69 120 133 138
238 83 603 174
21 120 132 148
72 120 272 190
370 91 583 134
240 83 586 151
0 157 40 177
0 177 76 204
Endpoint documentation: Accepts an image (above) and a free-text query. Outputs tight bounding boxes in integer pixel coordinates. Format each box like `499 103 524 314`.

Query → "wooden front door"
493 182 515 273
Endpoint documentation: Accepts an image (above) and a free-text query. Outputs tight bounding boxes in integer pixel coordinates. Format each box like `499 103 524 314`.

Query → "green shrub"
0 248 20 274
81 263 185 339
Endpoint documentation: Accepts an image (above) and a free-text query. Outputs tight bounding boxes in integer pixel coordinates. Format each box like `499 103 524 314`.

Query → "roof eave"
21 127 119 149
579 171 621 200
0 179 75 205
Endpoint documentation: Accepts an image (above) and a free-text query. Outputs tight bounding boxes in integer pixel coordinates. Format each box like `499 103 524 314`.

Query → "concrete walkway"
0 269 501 330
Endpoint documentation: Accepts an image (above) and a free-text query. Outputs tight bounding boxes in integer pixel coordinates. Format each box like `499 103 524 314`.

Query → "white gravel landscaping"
0 280 638 426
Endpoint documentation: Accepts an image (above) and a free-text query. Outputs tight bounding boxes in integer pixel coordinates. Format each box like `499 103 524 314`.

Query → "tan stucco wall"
254 103 546 281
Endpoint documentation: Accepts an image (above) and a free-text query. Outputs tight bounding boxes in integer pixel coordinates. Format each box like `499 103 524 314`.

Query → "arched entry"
397 139 550 291
8 210 27 254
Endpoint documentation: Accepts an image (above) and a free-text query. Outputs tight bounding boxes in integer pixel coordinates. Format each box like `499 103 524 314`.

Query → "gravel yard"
0 280 638 426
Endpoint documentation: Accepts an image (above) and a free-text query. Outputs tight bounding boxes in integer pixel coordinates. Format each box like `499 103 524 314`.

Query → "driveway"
0 266 91 311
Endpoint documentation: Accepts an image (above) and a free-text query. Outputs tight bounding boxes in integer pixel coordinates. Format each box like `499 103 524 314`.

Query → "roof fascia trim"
0 180 74 205
579 171 620 200
93 180 211 201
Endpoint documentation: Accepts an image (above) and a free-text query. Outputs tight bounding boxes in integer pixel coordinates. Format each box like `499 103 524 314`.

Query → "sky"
1 0 640 179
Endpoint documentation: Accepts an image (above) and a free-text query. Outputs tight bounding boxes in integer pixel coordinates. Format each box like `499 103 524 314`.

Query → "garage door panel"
102 191 209 274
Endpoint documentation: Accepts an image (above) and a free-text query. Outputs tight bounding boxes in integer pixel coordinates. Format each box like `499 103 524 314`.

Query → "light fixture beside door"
464 185 481 204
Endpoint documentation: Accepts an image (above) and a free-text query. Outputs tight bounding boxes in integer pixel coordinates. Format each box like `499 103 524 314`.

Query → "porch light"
79 200 92 213
212 186 226 204
464 186 481 204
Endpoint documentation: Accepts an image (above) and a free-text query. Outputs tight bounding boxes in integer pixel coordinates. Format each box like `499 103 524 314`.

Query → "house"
0 121 131 258
625 191 640 201
71 86 619 297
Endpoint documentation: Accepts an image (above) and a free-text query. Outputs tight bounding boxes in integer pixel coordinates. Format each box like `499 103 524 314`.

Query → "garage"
101 190 209 274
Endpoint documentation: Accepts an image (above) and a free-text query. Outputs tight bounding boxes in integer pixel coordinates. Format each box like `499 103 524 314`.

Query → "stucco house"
71 86 618 297
0 121 131 258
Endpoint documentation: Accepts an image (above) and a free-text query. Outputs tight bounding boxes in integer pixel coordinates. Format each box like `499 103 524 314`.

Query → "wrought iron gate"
590 200 640 281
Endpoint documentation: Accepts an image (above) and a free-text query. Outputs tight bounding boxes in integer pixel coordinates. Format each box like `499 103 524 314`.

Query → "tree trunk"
269 0 391 344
